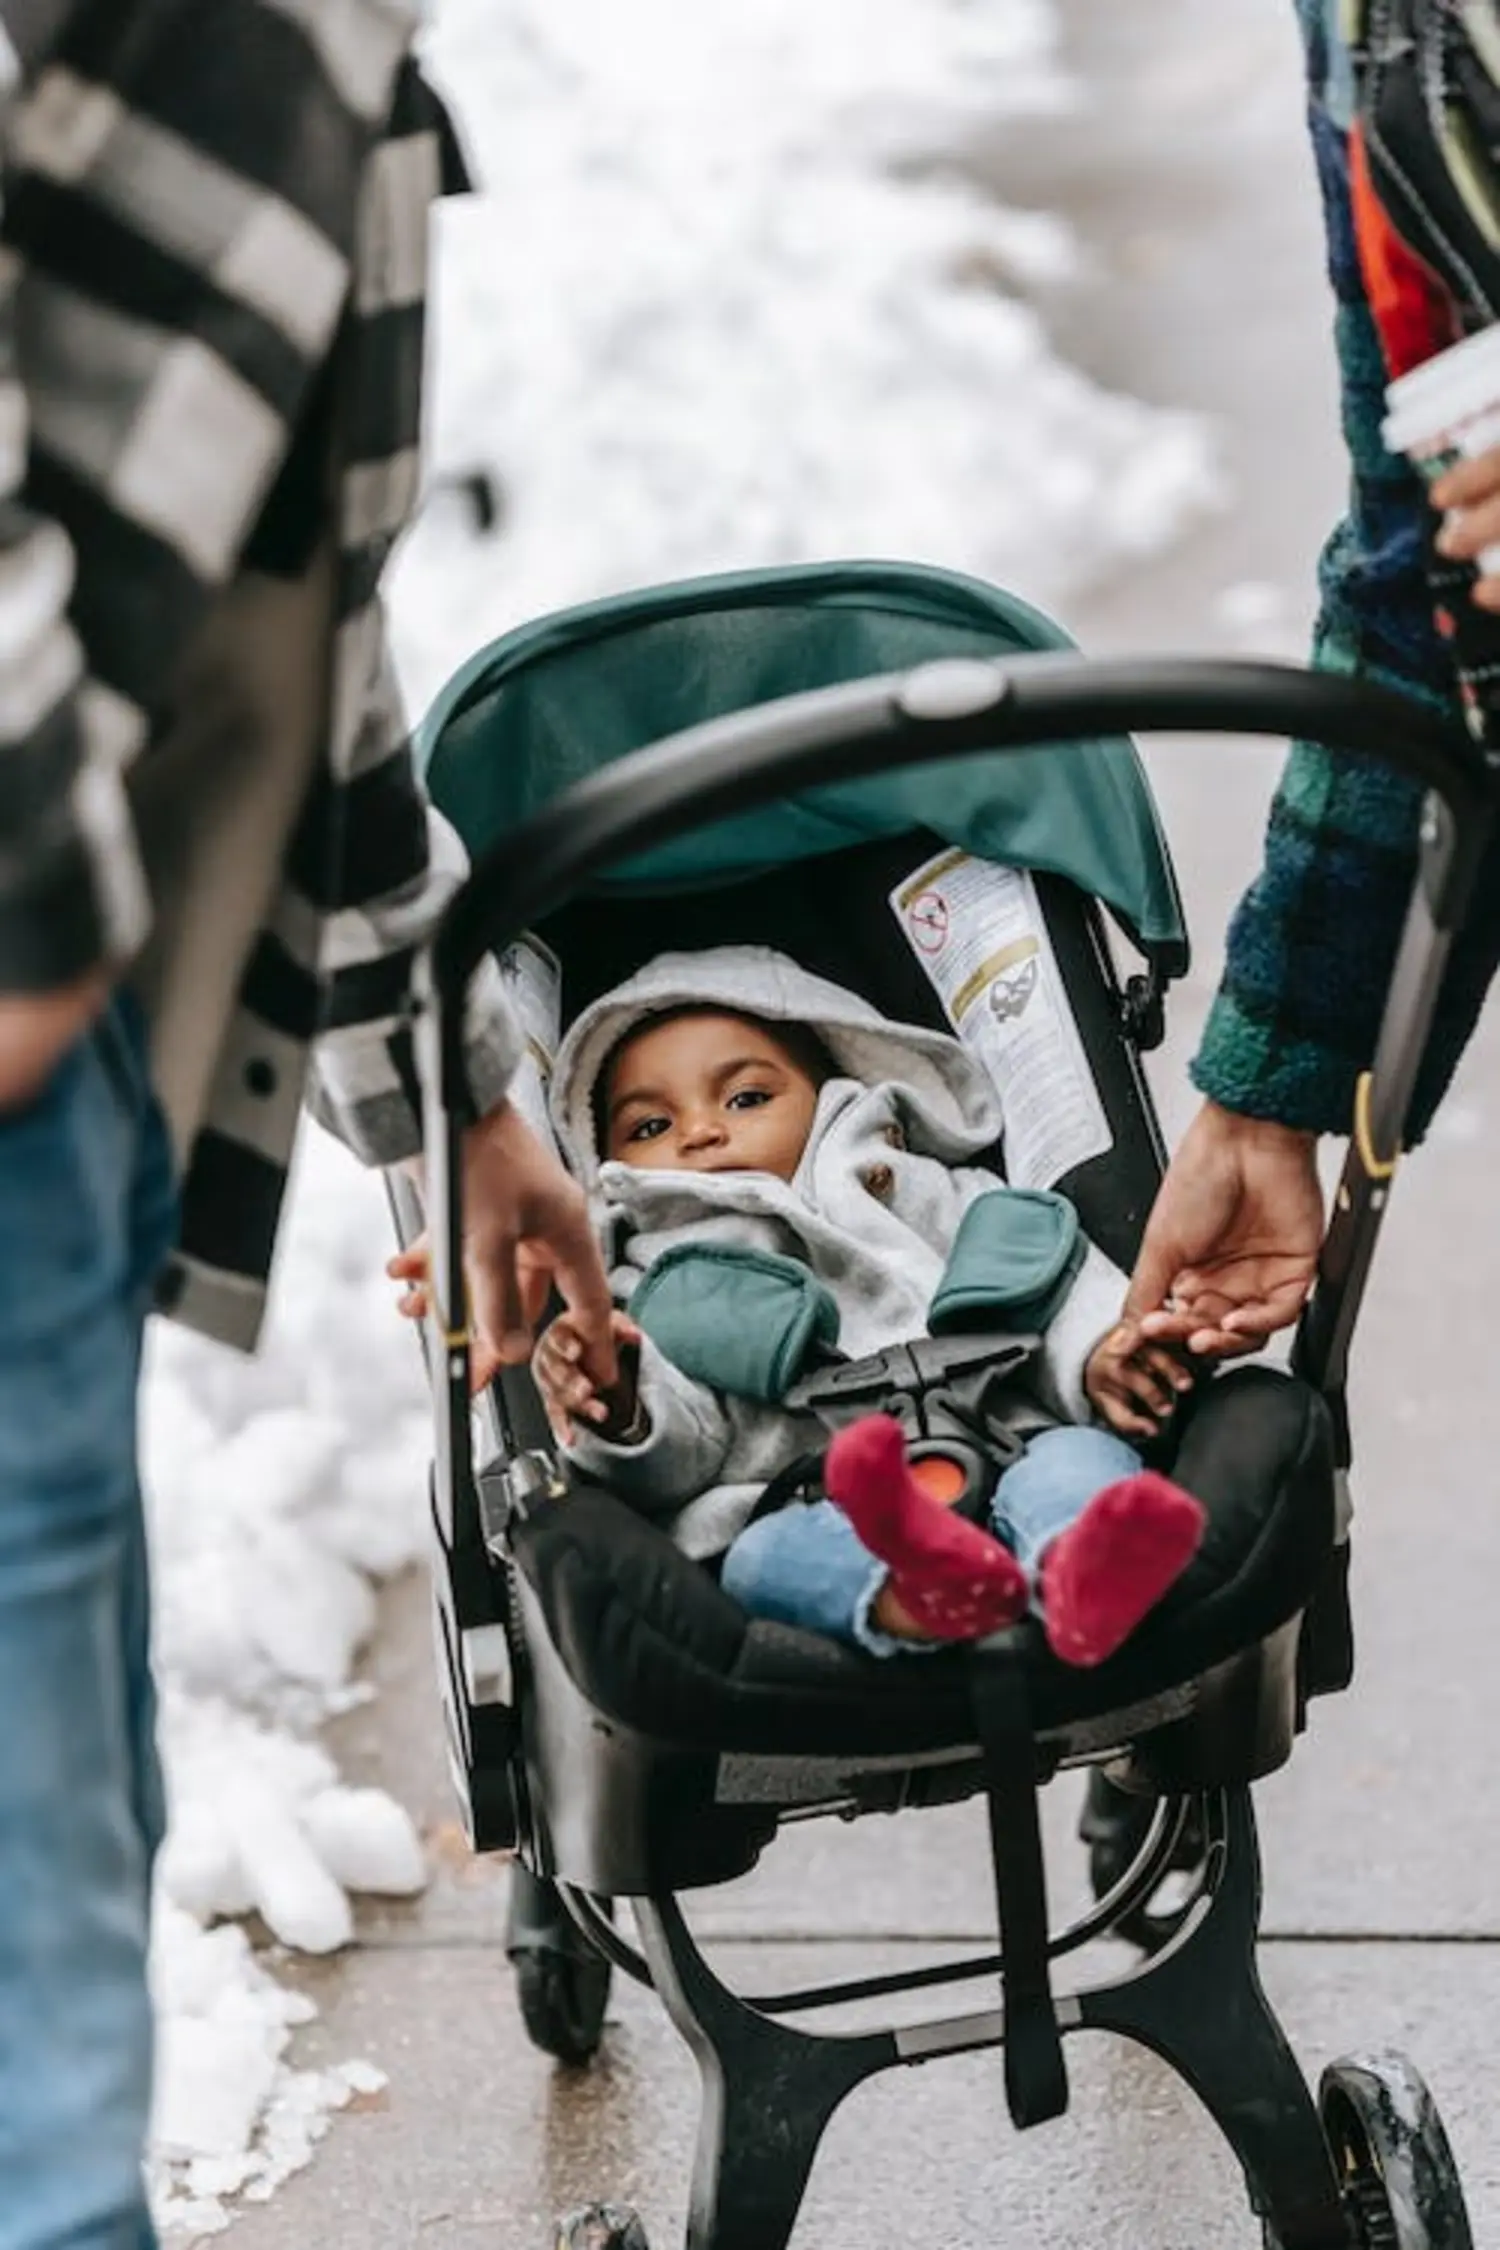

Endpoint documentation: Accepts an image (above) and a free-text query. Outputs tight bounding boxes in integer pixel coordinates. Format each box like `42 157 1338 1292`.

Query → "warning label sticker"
890 848 1111 1189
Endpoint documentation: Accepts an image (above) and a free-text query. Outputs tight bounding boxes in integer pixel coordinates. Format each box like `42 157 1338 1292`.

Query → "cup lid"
1384 325 1500 450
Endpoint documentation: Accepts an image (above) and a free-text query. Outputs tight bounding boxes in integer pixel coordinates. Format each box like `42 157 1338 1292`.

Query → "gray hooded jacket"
550 948 1127 1559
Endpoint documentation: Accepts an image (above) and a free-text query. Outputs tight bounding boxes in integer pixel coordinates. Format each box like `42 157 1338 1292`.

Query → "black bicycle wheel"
1319 2052 1473 2250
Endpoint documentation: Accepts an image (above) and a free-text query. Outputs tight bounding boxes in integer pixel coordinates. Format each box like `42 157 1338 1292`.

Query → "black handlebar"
429 652 1486 1006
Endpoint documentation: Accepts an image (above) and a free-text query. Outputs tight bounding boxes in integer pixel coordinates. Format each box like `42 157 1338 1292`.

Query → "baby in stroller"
535 943 1205 1667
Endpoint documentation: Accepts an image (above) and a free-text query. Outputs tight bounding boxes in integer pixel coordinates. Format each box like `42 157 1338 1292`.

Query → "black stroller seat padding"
509 1365 1336 1761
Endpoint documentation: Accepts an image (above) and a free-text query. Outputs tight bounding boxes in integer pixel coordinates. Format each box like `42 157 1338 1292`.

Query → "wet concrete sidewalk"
221 4 1500 2243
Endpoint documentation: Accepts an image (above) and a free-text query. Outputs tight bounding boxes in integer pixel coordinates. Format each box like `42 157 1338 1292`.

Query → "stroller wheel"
508 1864 614 2066
515 1945 613 2066
1079 1769 1206 1955
1317 2052 1473 2250
555 2206 650 2249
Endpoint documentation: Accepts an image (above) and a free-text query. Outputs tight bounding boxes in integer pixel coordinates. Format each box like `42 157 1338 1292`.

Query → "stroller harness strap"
928 1188 1083 1336
970 1649 1070 2129
630 1245 841 1404
786 1333 1039 1454
627 1187 1081 1407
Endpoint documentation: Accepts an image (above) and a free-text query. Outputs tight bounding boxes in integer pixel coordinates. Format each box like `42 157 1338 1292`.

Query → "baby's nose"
681 1112 726 1148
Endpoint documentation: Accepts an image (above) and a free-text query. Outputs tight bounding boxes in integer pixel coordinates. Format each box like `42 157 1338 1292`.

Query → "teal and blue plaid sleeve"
1193 0 1500 1143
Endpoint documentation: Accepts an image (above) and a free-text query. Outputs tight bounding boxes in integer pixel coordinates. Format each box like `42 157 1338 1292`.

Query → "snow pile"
391 0 1217 708
156 1708 428 1960
143 1131 428 2232
149 1900 388 2239
140 0 1223 2228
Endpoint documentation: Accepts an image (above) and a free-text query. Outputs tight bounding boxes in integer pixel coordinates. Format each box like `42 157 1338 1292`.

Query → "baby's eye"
726 1086 773 1112
624 1115 671 1143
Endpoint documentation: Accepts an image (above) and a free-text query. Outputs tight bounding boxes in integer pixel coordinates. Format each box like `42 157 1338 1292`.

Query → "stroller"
397 560 1485 2250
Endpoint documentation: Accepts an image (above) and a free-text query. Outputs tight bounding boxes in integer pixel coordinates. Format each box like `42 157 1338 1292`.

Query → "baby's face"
604 1011 820 1181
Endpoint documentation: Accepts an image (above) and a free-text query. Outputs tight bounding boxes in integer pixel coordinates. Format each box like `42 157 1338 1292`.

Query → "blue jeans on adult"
0 993 177 2250
721 1425 1141 1656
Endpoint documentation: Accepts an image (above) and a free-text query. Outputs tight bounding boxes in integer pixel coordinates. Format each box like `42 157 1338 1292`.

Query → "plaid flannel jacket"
0 0 519 1348
1193 0 1500 1142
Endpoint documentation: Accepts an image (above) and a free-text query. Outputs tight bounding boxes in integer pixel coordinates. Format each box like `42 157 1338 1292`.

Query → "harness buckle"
786 1332 1036 1460
906 1437 1001 1526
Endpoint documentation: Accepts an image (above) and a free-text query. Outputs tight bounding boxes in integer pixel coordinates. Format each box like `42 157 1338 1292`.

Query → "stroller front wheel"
555 2206 650 2249
1317 2052 1473 2250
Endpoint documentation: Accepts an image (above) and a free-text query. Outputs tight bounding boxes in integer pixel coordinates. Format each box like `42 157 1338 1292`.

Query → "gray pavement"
220 3 1500 2243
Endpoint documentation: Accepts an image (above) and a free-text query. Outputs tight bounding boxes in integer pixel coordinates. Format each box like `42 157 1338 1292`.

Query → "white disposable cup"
1383 325 1500 575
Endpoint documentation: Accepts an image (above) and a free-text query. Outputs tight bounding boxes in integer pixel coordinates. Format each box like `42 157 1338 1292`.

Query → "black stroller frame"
407 652 1492 2250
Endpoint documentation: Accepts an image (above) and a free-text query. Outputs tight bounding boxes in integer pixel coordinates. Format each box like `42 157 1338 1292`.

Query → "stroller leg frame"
1078 1786 1348 2250
571 1787 1349 2250
634 1894 896 2250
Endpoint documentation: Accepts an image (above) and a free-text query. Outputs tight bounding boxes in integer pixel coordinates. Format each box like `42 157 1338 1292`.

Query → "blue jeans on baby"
721 1425 1141 1656
0 992 177 2250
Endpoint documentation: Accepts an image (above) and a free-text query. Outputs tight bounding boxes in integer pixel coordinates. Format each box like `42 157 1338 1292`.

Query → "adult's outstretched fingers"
1184 1323 1265 1359
468 1231 534 1366
548 1230 619 1391
1123 1226 1184 1327
1136 1307 1203 1346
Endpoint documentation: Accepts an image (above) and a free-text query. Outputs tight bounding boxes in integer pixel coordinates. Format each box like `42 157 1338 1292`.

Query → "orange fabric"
908 1454 970 1507
1349 119 1460 376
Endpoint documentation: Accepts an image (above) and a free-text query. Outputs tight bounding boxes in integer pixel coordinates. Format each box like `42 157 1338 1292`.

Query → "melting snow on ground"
146 0 1219 2231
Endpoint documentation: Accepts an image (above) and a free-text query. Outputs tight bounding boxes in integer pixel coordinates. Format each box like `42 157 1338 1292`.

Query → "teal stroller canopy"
417 560 1189 973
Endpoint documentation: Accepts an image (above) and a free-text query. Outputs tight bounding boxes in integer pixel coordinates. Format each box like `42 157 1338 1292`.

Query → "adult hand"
1434 447 1500 608
388 1099 617 1394
0 971 112 1115
1124 1100 1324 1357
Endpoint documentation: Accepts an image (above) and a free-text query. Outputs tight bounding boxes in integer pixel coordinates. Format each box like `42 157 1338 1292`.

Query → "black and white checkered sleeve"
0 7 152 994
0 261 150 995
306 796 525 1166
299 628 523 1168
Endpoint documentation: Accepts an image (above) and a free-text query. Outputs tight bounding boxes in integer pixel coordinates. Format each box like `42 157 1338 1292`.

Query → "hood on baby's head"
550 944 1003 1186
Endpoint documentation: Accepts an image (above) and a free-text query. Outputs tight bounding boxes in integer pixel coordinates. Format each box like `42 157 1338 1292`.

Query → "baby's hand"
1434 447 1500 609
1084 1320 1196 1441
534 1308 643 1448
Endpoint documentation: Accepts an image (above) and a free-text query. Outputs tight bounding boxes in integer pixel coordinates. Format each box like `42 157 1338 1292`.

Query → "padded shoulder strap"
929 1188 1084 1337
630 1243 841 1404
